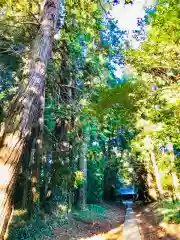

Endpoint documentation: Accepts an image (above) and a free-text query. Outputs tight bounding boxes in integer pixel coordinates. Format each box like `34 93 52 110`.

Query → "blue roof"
118 185 136 195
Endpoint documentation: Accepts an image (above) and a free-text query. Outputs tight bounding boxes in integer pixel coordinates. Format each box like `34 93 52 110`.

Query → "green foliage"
87 155 105 203
88 79 148 125
43 0 113 210
0 0 40 109
73 204 106 222
8 210 67 240
113 0 180 201
2 0 180 233
74 170 85 188
125 0 180 75
161 175 174 191
158 200 180 223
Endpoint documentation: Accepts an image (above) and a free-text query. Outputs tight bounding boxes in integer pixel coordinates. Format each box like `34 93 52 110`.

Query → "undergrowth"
158 200 180 224
72 204 108 222
7 205 68 240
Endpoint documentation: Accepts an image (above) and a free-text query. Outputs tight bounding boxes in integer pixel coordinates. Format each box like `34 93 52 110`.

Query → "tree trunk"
0 0 61 237
22 137 33 209
28 137 36 217
31 127 42 213
31 96 44 213
150 151 164 198
170 149 179 200
79 128 90 210
79 141 88 210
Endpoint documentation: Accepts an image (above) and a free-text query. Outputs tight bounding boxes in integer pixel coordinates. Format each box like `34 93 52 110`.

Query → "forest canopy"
0 0 179 239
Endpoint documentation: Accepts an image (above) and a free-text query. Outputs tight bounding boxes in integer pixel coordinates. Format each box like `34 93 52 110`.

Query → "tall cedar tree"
0 0 61 237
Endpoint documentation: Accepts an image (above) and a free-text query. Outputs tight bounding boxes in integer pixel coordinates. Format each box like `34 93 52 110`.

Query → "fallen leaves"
45 203 125 240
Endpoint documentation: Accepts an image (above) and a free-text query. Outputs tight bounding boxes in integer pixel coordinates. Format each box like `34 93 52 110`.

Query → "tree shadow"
135 207 179 240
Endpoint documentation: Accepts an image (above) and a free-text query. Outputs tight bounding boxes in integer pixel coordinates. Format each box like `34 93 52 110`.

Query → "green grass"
73 204 107 222
158 200 180 224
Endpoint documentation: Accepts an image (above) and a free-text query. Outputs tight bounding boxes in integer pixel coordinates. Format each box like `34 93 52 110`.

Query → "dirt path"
46 203 126 240
135 204 180 240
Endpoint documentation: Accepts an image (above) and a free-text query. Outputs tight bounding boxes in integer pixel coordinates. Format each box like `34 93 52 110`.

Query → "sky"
111 0 147 31
110 0 156 77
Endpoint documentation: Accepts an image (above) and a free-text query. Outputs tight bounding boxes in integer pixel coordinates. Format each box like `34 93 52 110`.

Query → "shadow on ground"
134 204 180 240
51 203 125 240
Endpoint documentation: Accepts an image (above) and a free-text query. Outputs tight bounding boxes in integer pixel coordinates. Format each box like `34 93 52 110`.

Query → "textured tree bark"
21 137 32 209
27 137 36 217
31 111 44 213
0 0 61 237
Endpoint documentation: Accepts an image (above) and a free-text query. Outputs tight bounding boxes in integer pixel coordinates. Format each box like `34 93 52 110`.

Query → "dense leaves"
1 0 180 238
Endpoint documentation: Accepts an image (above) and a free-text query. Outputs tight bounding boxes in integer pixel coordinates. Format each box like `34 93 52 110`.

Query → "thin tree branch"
99 0 108 15
59 84 82 92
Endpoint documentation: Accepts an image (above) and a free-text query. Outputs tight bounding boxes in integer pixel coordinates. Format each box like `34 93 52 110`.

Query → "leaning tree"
0 0 63 237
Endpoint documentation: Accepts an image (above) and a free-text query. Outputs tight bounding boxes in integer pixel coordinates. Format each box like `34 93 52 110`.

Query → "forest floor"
46 202 126 240
134 201 180 240
51 201 180 240
8 201 180 240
